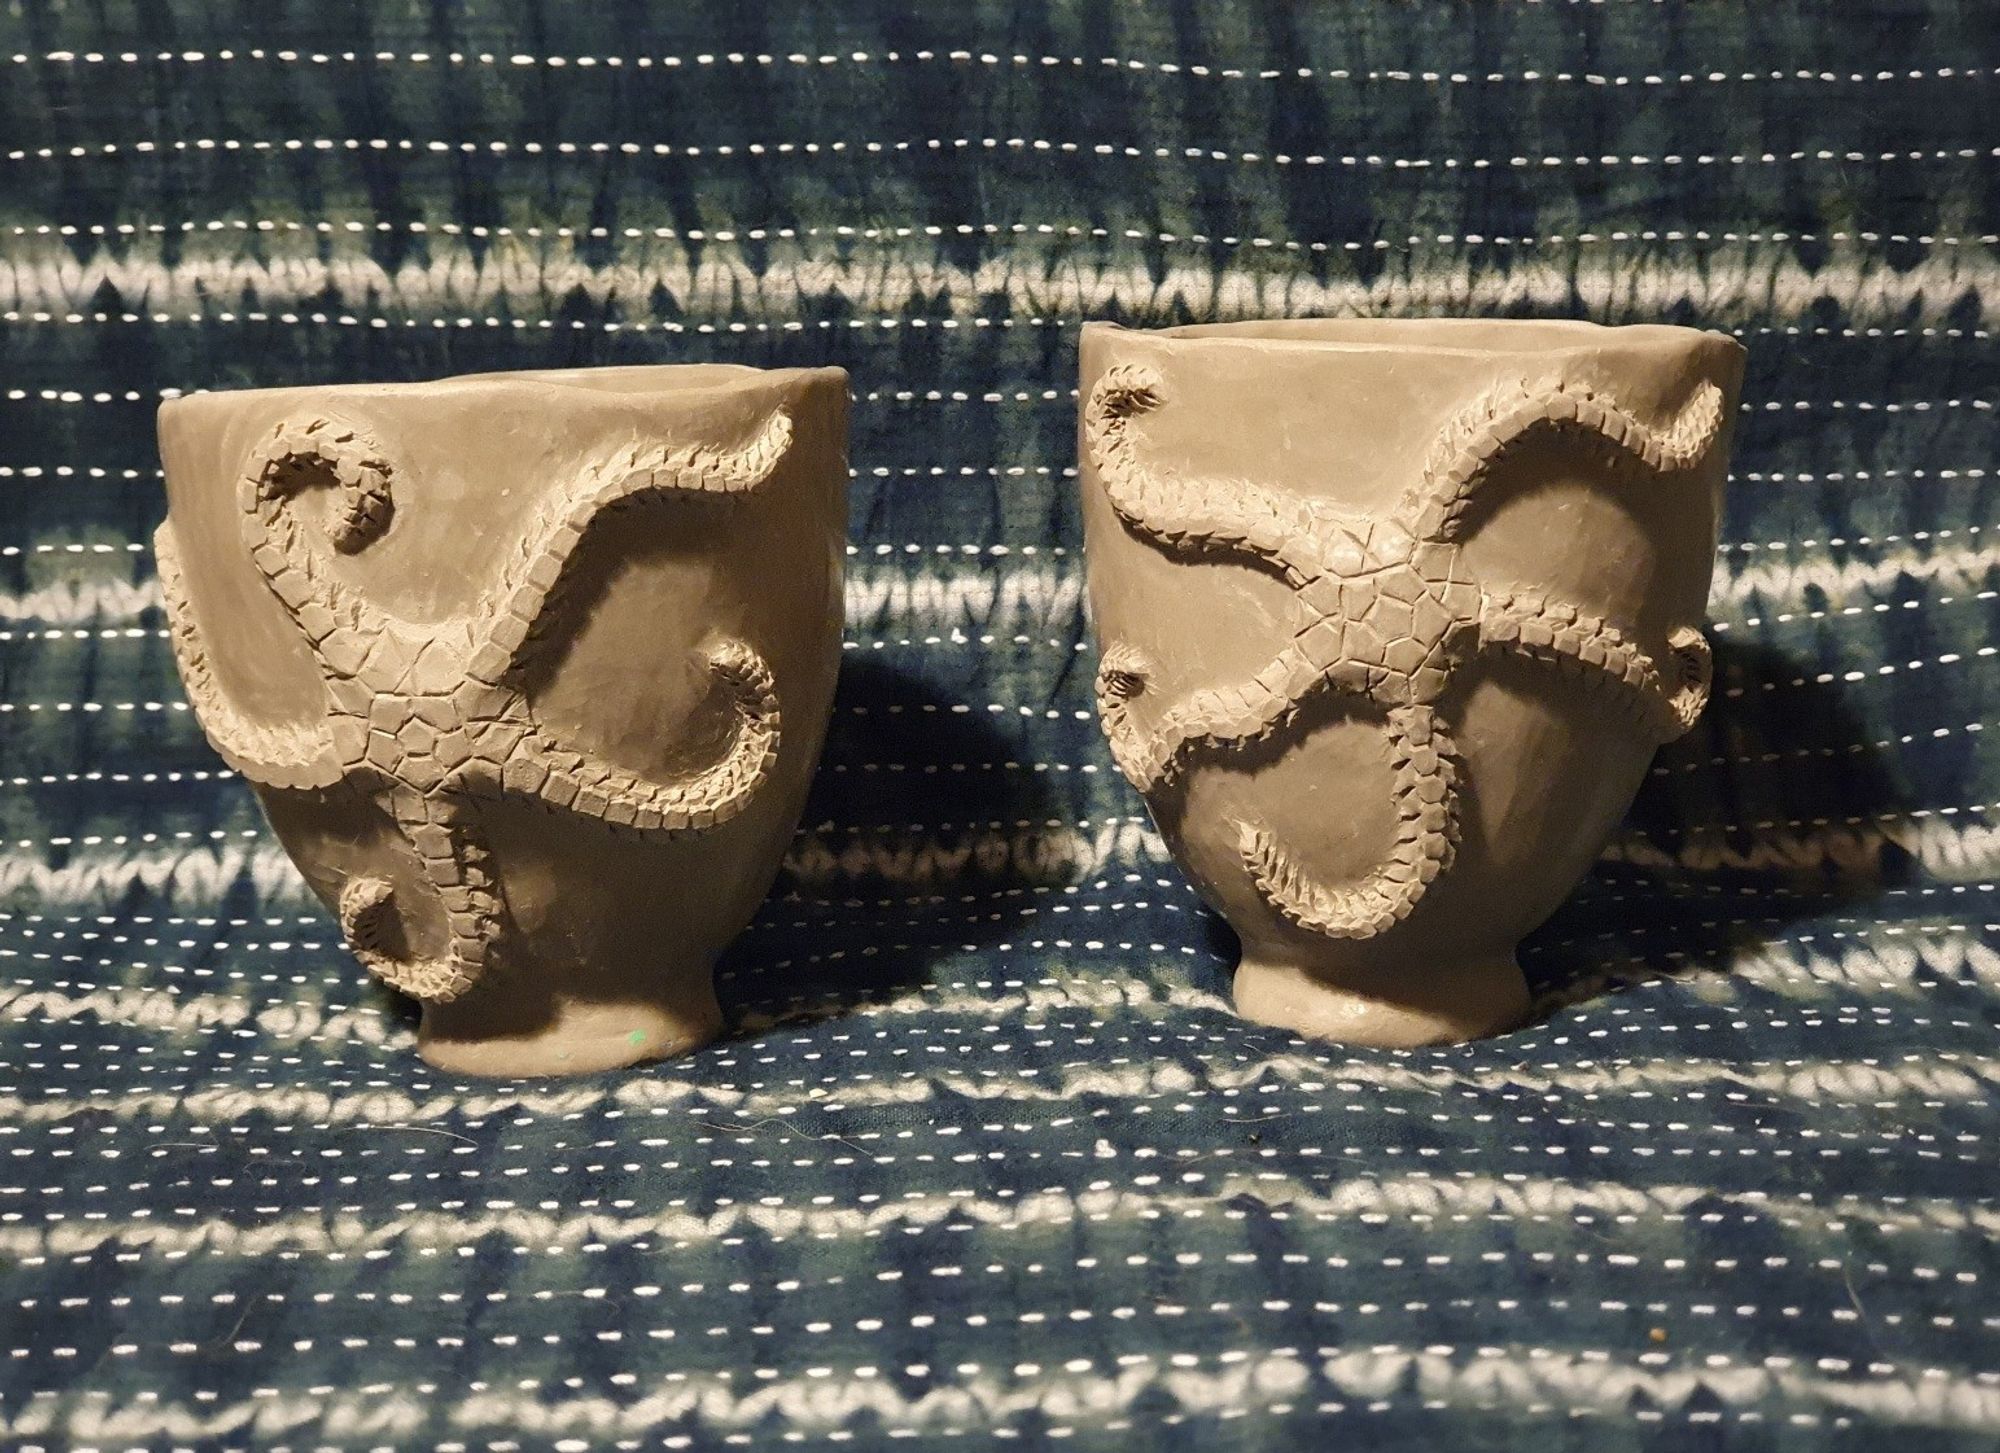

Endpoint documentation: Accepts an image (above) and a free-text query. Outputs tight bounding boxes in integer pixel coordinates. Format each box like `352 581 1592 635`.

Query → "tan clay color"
156 364 847 1076
1078 319 1742 1046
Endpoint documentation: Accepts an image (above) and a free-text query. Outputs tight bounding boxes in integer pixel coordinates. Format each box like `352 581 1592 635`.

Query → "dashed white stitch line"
0 695 1081 720
0 465 155 477
0 540 149 553
0 818 1139 853
2 826 259 851
2 1163 1997 1267
29 1287 1988 1365
0 445 1986 491
9 46 1992 86
0 308 1051 334
1716 643 1999 695
1624 797 2000 839
3 517 1992 564
1750 398 1991 414
9 216 1998 253
0 701 185 715
0 387 1985 480
0 312 1988 342
0 874 1173 931
0 387 174 403
0 629 166 642
866 390 1989 415
804 815 1150 837
0 519 1992 569
843 543 1072 556
1654 719 1986 776
8 133 1999 170
1718 514 1993 554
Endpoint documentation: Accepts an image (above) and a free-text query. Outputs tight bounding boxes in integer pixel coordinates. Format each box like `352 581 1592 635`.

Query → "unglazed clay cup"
156 364 847 1076
1078 319 1742 1046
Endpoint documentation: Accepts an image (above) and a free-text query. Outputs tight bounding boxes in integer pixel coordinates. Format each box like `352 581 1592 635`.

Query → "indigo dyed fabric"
2 2 1997 1448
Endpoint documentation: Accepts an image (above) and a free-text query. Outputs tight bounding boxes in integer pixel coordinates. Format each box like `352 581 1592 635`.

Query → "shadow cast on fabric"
1521 635 1909 1016
714 654 1065 1032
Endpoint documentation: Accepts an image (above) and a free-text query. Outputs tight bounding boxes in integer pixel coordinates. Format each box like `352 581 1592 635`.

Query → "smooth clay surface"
1078 319 1743 1046
157 364 847 1075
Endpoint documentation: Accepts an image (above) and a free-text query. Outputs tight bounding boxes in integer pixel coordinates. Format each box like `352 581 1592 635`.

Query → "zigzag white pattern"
18 1350 2000 1445
18 1349 1998 1444
0 1051 1987 1129
1321 1350 2000 1431
842 562 1085 633
4 235 1997 327
1 540 1990 638
1607 813 2000 880
782 820 1172 886
1559 931 2000 1004
0 841 309 906
0 973 1222 1048
1725 933 2000 993
2 811 1986 913
0 823 1169 910
0 564 1088 635
3 1169 1994 1266
0 575 162 625
0 981 404 1046
15 1358 1316 1443
1710 539 2000 609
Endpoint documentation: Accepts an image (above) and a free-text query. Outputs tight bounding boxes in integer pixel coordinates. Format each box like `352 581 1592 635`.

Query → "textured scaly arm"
1086 364 1335 589
1405 376 1726 544
1476 592 1713 743
475 409 794 677
236 416 402 677
1239 704 1462 939
338 787 505 1004
1097 639 1346 793
507 638 782 836
154 522 345 790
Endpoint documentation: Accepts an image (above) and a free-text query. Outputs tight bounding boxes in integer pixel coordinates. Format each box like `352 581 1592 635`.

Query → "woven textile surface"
1 1 1997 1448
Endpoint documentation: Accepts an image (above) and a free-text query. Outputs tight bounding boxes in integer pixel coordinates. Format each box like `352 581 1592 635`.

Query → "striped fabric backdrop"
2 1 1997 1448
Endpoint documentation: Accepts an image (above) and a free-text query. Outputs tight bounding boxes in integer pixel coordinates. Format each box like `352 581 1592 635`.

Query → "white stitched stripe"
4 236 1997 329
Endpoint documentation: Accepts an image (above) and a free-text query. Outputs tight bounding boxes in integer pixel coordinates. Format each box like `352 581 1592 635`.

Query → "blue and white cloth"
0 3 1996 1448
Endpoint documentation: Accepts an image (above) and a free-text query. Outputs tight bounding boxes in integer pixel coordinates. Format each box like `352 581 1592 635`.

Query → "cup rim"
158 362 847 419
1084 316 1739 362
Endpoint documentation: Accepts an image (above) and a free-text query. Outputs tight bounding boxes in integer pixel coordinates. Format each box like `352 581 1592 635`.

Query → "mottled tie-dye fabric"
1 3 1996 1449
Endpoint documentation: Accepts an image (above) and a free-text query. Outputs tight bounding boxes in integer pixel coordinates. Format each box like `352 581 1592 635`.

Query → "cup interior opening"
444 363 764 394
1145 317 1704 358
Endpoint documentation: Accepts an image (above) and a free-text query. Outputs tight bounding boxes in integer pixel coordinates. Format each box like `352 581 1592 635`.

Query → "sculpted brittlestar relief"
1086 364 1721 941
156 411 792 1002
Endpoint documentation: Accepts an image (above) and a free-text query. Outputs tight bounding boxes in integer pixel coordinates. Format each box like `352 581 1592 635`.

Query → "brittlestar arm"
234 423 406 655
1240 704 1461 940
1085 364 1336 588
475 409 794 673
1476 592 1711 743
1402 376 1727 544
339 788 504 1004
1098 640 1353 793
154 524 345 791
505 639 781 835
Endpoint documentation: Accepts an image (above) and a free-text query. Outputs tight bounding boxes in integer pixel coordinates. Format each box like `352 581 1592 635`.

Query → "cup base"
415 973 724 1078
1233 949 1531 1047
